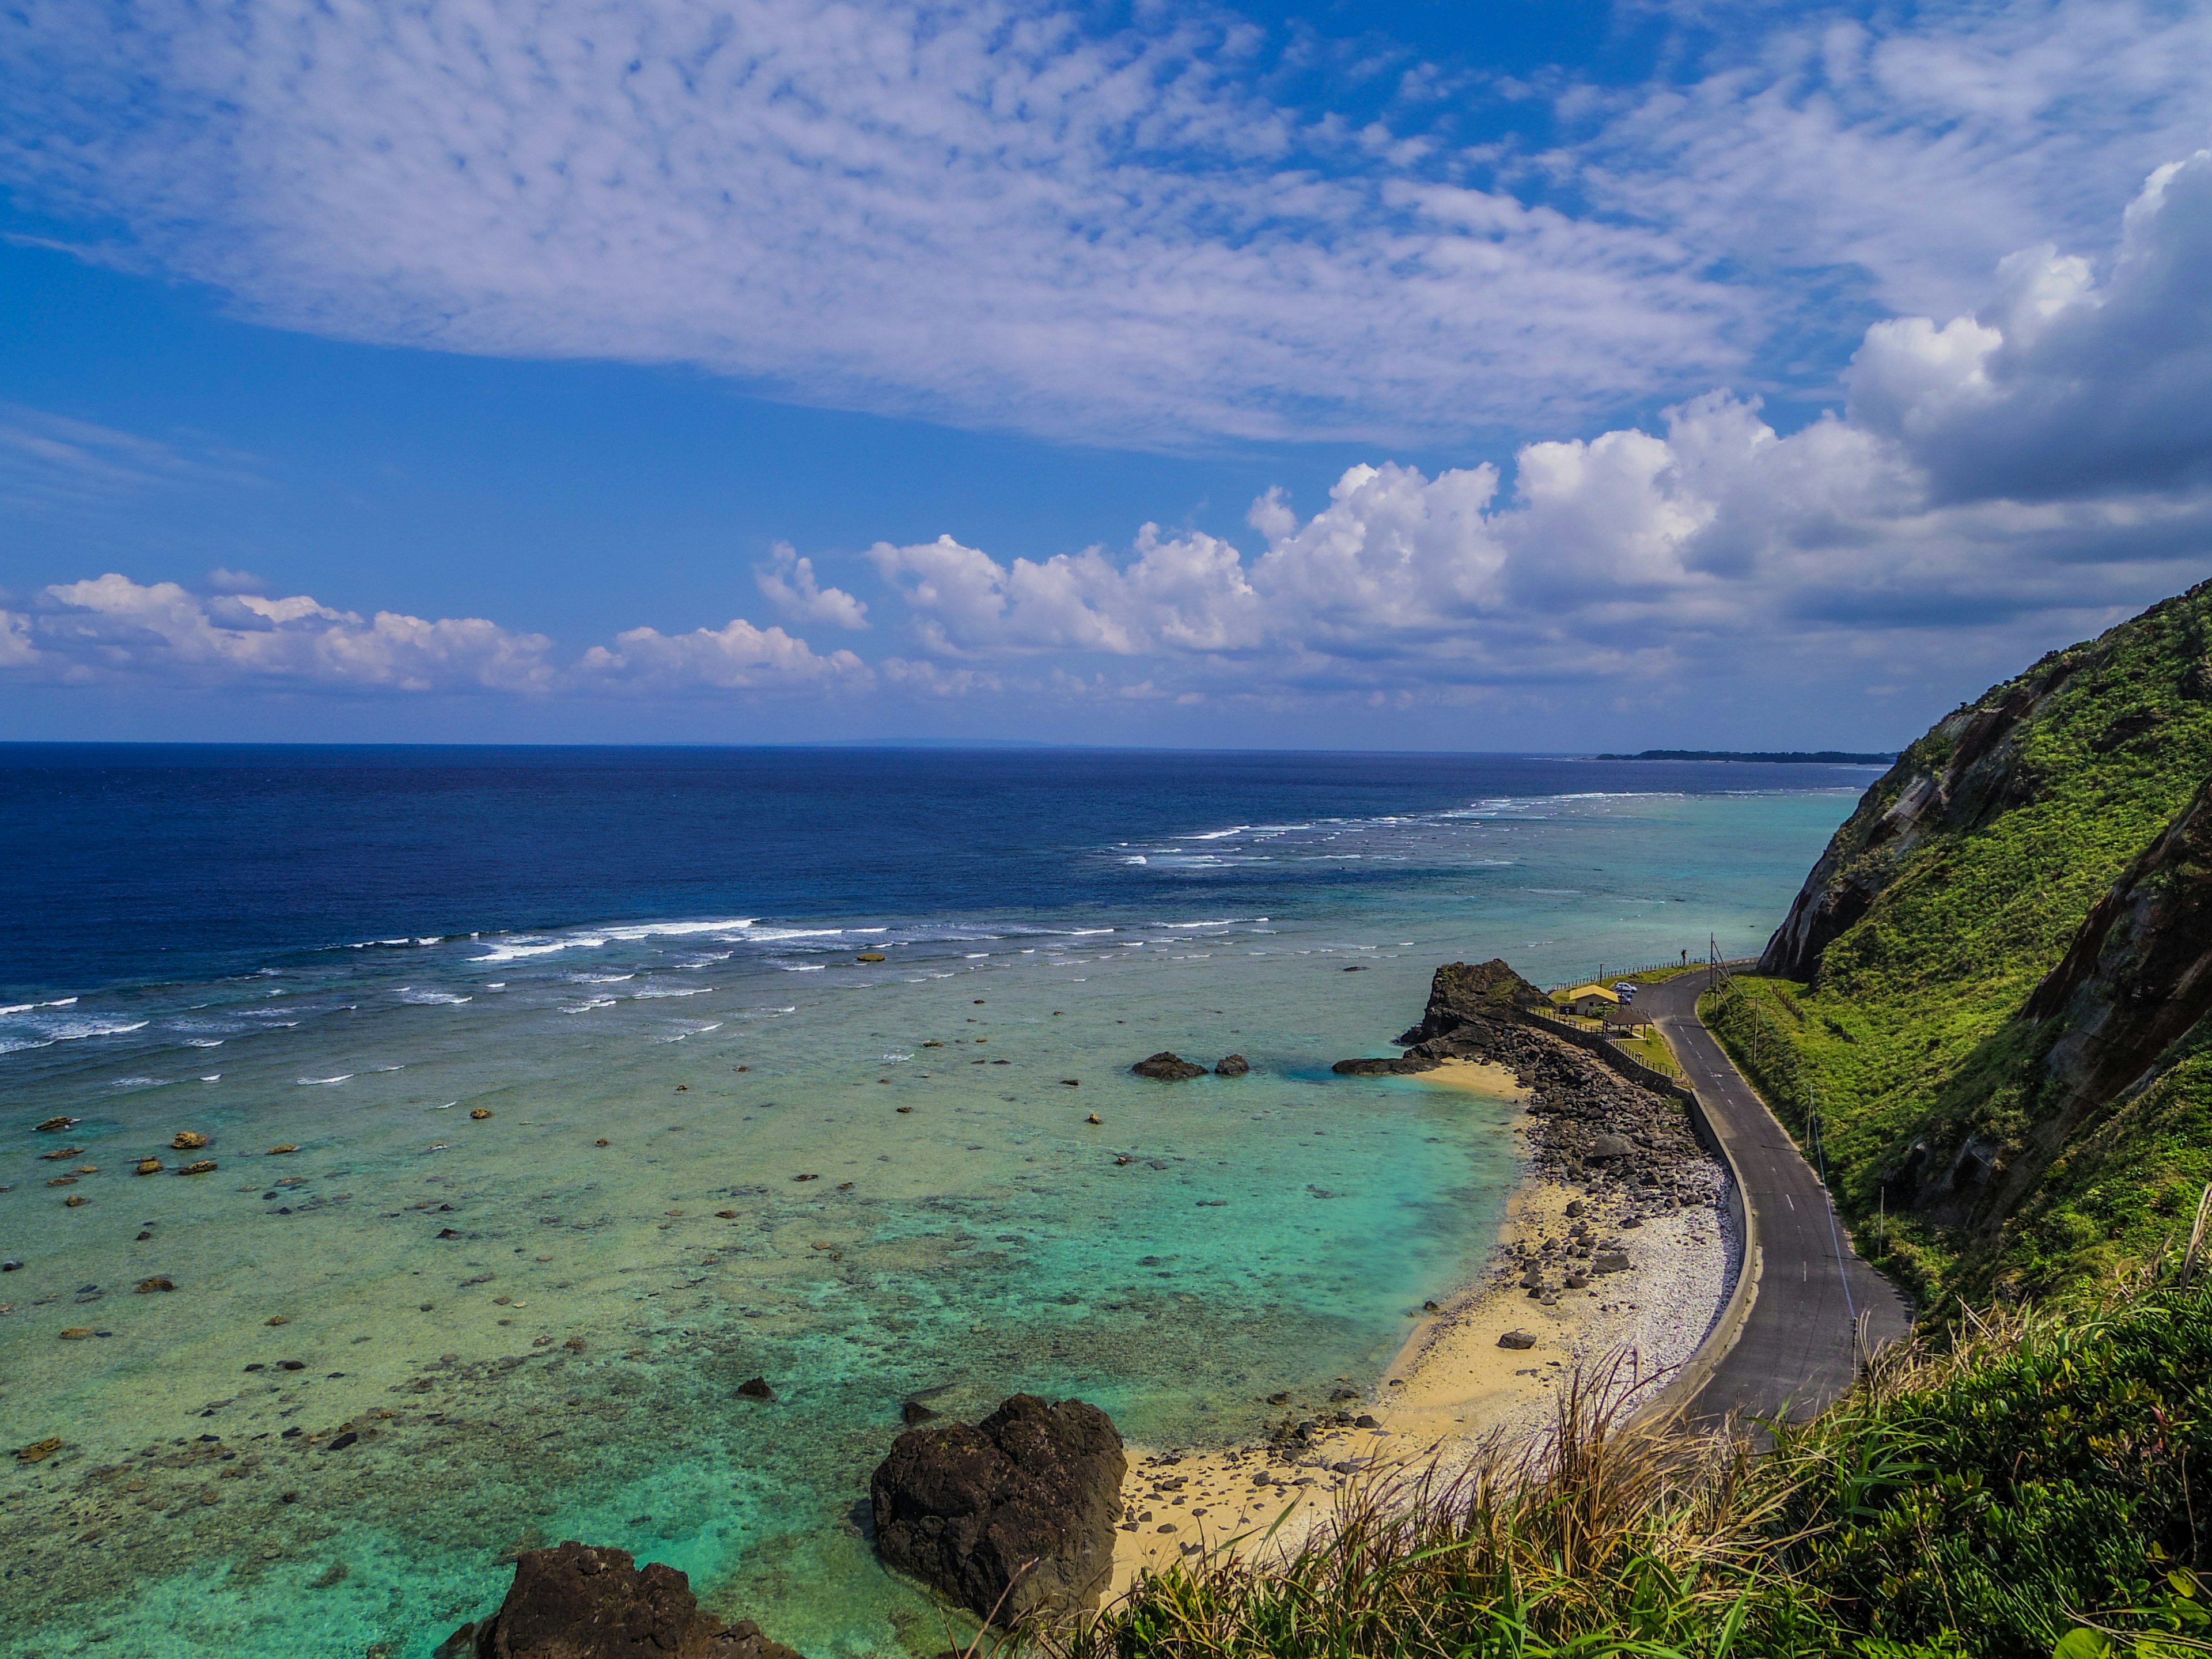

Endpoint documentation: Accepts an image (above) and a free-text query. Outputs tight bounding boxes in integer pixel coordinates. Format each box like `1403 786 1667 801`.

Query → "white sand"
1108 1059 1736 1593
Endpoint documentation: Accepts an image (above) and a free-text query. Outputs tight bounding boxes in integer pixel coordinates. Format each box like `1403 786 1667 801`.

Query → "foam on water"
0 775 1866 1659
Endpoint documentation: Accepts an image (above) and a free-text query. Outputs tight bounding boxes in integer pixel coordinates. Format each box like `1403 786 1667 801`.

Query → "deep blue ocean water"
0 746 1871 1658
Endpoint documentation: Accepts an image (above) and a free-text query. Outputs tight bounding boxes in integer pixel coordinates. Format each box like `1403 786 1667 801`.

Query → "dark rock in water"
871 1393 1126 1626
738 1377 776 1402
1213 1054 1249 1077
1331 1055 1438 1076
1497 1329 1537 1350
902 1400 940 1426
1132 1052 1209 1081
437 1540 805 1659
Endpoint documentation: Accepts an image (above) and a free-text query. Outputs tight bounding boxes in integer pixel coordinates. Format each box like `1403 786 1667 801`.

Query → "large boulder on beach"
1131 1052 1209 1081
436 1541 804 1659
870 1394 1125 1626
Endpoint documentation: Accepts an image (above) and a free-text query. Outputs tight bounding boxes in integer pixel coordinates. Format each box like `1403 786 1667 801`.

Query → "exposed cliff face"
2018 777 2212 1158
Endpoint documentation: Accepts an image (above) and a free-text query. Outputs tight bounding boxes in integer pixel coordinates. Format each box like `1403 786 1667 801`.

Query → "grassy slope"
1068 1274 2212 1659
1701 588 2212 1305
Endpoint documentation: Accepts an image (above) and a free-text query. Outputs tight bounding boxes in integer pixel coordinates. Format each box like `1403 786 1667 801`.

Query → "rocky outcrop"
870 1394 1124 1626
1213 1054 1249 1077
1967 777 2212 1217
1331 1055 1438 1076
1131 1052 1209 1081
1394 958 1551 1046
437 1541 804 1659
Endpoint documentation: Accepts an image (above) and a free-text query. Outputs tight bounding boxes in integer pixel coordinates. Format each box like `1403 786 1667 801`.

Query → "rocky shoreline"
1107 960 1736 1590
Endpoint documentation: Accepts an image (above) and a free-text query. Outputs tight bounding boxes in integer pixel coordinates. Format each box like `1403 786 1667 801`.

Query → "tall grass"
1044 1260 2212 1659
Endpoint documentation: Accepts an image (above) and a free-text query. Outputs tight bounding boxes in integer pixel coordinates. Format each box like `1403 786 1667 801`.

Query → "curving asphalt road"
1637 967 1911 1428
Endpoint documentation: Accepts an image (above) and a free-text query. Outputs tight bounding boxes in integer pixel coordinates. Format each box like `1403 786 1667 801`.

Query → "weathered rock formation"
437 1541 804 1659
1395 957 1552 1046
1131 1052 1209 1081
1214 1054 1249 1077
2022 775 2212 1127
870 1394 1124 1626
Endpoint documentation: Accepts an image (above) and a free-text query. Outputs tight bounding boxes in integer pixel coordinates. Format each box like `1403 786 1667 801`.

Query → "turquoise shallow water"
0 771 1858 1657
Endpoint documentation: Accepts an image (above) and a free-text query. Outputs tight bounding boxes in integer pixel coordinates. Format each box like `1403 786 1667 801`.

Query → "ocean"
0 745 1868 1658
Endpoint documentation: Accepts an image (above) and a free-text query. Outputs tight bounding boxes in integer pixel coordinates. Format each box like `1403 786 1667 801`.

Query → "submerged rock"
1330 1055 1439 1076
738 1377 776 1402
437 1540 806 1659
871 1393 1125 1626
1131 1052 1209 1081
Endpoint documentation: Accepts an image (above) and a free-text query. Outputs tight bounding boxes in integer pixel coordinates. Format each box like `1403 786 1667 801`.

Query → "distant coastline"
1596 749 1895 766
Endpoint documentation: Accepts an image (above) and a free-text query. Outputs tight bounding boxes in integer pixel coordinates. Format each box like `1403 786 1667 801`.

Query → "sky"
2 0 2210 749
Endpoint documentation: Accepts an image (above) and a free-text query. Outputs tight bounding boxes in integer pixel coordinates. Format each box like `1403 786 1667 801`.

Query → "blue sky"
3 0 2211 748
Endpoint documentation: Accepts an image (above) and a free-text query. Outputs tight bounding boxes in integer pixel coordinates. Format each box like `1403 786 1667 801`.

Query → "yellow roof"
1565 983 1621 1002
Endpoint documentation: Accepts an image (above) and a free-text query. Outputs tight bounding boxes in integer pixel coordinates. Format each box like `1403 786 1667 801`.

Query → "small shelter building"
1564 984 1622 1018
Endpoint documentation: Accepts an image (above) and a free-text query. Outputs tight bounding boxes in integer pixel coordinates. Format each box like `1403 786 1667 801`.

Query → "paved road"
1637 968 1911 1427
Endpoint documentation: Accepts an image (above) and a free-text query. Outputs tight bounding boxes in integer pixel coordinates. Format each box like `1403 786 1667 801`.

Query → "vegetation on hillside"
1060 1266 2212 1659
1709 582 2212 1309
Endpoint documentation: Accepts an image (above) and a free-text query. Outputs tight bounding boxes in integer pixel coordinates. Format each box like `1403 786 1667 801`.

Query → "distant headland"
1597 749 1895 765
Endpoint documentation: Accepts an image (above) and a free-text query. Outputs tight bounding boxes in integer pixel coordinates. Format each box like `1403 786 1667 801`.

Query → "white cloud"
854 154 2212 702
0 403 257 511
0 0 1748 448
1572 0 2212 324
755 543 869 630
579 617 870 691
29 574 559 693
6 574 861 697
1847 150 2212 500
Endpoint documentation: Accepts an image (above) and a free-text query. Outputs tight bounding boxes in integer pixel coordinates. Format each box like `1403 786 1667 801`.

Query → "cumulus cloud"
858 152 2212 700
24 574 559 693
580 617 870 691
4 575 862 698
755 543 869 630
0 0 1747 448
1847 150 2212 501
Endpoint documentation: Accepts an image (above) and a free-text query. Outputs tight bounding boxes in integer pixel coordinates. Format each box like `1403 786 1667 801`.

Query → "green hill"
1708 579 2212 1307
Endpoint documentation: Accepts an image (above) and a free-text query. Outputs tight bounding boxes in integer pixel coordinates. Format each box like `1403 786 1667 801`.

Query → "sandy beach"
1108 1058 1736 1593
